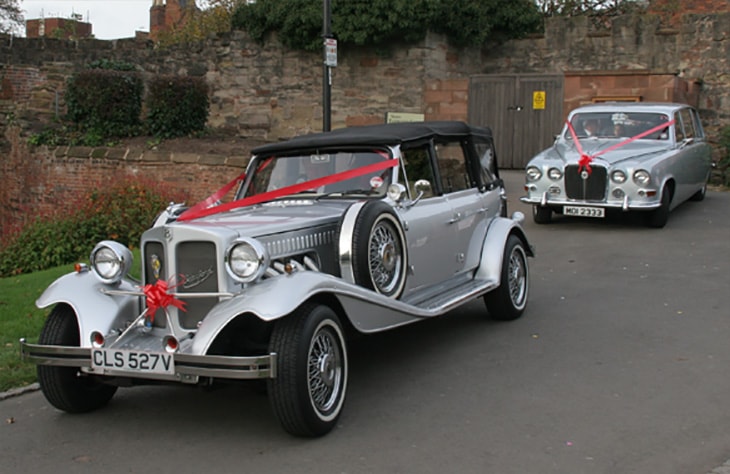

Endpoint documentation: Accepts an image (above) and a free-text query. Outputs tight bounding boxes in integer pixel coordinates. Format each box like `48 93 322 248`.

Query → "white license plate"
92 349 174 375
564 205 605 218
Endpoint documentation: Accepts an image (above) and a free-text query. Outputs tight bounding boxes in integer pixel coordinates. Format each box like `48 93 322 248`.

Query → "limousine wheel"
37 305 117 413
268 304 348 437
351 201 407 298
532 205 552 224
485 235 529 321
647 184 671 228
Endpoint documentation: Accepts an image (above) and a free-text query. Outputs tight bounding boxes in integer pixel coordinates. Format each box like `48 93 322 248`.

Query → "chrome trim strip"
337 201 367 285
101 289 235 299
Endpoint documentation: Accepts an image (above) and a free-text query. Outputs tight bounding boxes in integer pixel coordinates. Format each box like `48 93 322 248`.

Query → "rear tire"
37 305 117 413
689 183 706 202
268 304 348 437
485 235 529 321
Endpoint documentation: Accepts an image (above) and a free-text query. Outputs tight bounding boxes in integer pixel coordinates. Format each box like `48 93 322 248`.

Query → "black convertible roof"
251 121 492 155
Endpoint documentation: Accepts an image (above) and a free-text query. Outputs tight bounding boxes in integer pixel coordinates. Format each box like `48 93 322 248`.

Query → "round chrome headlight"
633 170 651 186
547 167 563 180
611 170 627 184
526 166 542 182
90 241 133 284
226 239 268 283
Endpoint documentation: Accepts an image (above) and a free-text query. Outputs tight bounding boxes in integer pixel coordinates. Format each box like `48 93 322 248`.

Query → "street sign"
325 38 337 67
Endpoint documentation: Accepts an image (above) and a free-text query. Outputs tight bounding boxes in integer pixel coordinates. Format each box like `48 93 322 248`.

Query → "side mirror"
414 179 431 195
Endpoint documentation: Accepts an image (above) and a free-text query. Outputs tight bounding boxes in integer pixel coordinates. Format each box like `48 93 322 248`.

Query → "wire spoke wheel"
269 304 348 437
368 219 403 295
307 323 344 413
485 235 529 321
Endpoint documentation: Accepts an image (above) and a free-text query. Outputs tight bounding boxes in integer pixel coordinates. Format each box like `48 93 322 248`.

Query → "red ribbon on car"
177 158 397 221
565 119 675 175
143 278 187 322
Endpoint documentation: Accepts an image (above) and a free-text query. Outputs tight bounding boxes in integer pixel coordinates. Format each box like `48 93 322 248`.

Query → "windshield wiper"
316 189 378 200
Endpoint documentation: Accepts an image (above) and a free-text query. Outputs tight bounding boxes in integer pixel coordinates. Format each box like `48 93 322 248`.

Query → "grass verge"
0 250 141 393
0 265 70 392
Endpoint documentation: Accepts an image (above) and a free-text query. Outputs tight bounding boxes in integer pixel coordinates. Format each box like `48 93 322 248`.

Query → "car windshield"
240 150 392 199
566 112 671 140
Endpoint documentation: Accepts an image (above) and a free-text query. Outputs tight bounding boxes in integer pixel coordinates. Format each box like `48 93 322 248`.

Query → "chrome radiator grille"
564 165 607 201
144 240 219 330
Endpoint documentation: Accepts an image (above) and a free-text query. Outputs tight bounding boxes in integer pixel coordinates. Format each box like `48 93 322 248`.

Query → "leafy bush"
0 178 189 277
146 75 210 139
231 0 543 52
65 69 144 139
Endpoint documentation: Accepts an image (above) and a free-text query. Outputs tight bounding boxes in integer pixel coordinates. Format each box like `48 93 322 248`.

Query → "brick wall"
26 18 93 39
0 134 252 236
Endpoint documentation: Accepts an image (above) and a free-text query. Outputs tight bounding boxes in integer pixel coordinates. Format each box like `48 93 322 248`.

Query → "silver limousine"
521 102 713 227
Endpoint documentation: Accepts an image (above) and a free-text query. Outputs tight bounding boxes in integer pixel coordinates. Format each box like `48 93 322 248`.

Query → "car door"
433 138 491 276
397 144 458 294
673 108 708 202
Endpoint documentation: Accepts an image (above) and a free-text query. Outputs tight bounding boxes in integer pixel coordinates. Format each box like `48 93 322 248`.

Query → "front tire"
484 235 529 321
37 305 117 413
532 205 552 224
268 304 348 437
647 184 671 228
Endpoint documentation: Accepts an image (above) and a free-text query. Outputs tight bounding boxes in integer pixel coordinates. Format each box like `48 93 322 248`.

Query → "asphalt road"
2 170 729 474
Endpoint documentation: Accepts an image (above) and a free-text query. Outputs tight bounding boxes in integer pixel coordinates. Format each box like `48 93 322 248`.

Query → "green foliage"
0 264 69 392
156 0 235 47
0 178 189 277
65 69 144 138
430 0 543 47
87 59 137 71
0 248 141 392
146 75 210 139
231 0 543 51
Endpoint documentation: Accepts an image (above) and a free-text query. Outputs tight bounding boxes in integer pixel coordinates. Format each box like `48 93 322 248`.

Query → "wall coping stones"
38 145 247 167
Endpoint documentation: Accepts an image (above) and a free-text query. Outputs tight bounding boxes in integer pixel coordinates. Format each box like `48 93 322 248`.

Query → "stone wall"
1 9 729 238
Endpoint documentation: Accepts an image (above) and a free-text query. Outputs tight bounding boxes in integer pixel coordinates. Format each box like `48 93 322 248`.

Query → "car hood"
544 139 672 166
173 199 350 238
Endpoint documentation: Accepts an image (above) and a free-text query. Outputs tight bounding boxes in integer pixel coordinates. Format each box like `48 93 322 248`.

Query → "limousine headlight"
526 166 542 182
633 170 651 186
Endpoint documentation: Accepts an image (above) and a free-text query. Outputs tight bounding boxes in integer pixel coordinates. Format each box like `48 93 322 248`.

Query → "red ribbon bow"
143 279 187 323
577 154 593 175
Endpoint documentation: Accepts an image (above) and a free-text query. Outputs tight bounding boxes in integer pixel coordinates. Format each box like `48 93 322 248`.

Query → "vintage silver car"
521 102 713 227
22 121 533 437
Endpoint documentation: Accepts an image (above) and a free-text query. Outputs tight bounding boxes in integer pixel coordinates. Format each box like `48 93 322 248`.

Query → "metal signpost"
322 0 335 131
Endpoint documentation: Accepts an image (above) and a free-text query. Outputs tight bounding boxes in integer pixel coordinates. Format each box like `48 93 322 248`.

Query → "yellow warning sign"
533 91 546 110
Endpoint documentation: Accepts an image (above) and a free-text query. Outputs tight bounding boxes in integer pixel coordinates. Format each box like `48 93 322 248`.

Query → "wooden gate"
468 74 564 169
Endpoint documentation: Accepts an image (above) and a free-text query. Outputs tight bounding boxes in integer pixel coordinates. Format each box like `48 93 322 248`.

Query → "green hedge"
231 0 543 52
65 69 144 140
0 179 189 277
146 75 210 139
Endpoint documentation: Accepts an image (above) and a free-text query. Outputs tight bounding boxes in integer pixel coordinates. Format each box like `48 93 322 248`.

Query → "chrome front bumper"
520 195 661 211
20 339 276 384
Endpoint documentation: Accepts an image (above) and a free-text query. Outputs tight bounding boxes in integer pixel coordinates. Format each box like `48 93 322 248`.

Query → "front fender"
192 272 346 354
475 213 534 282
36 271 140 345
